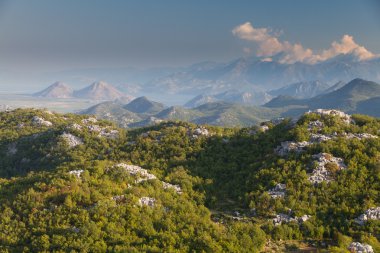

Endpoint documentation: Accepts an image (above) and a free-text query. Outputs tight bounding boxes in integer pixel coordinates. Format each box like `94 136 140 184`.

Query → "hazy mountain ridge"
34 81 133 101
265 78 380 115
81 78 380 128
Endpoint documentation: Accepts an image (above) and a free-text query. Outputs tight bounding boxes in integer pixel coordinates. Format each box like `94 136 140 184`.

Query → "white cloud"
232 22 378 64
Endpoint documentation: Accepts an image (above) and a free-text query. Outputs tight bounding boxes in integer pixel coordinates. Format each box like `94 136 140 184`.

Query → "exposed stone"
348 242 374 253
344 133 378 140
307 109 352 124
162 181 182 194
81 117 97 124
32 116 52 127
115 163 157 183
310 133 333 143
355 207 380 225
273 213 311 226
192 127 209 138
70 123 83 130
61 132 83 148
268 183 286 199
308 153 346 184
307 120 324 130
69 170 84 178
275 141 310 156
138 197 156 207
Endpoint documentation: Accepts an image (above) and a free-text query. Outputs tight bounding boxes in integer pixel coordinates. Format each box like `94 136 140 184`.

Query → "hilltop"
0 108 379 252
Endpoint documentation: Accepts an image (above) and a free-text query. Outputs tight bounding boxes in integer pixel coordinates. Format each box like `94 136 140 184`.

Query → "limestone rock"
138 197 156 207
69 170 84 178
32 116 52 127
308 153 346 184
61 132 83 148
355 207 380 225
348 242 374 253
268 183 286 198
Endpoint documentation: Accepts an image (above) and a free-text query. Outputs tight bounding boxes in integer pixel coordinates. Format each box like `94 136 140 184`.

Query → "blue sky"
0 0 379 72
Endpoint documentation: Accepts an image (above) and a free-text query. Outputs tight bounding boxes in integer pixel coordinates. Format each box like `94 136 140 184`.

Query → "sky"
0 0 379 89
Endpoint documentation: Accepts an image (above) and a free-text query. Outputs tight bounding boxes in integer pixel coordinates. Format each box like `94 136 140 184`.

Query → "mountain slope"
124 96 166 114
264 78 380 116
73 81 127 100
33 81 74 98
269 80 331 99
0 108 379 252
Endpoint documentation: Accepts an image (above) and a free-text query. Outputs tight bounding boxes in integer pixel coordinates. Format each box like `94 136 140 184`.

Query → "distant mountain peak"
124 96 165 114
33 81 73 98
74 81 126 100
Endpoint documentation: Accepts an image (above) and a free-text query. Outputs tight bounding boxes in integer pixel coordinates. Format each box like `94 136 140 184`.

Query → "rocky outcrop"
355 207 380 225
307 120 324 131
162 182 182 194
308 153 346 184
348 242 374 253
272 213 311 226
307 109 352 124
69 170 84 178
32 116 52 127
268 184 286 198
138 197 156 207
275 141 310 156
61 132 83 148
115 163 157 183
191 127 210 138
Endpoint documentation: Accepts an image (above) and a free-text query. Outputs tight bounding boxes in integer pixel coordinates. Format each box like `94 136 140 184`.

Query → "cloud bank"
232 22 378 64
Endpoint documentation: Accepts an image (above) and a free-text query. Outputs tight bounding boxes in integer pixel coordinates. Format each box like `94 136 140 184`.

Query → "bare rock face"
307 120 324 131
275 141 310 156
138 197 156 207
308 153 346 184
272 213 311 226
32 116 53 127
348 242 374 253
268 183 286 198
61 132 83 148
191 127 210 138
69 170 84 179
162 182 182 194
355 207 380 225
307 109 352 124
81 117 98 124
115 163 157 183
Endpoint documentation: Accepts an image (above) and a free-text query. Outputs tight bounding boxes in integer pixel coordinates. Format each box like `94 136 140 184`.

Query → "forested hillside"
0 108 379 252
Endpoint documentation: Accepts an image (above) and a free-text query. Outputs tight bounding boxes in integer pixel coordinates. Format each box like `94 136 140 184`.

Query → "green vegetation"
0 108 379 252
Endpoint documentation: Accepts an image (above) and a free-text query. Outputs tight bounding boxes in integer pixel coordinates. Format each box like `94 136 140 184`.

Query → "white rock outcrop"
61 132 83 148
268 183 286 199
192 127 209 138
69 170 84 178
115 163 157 182
275 141 310 156
162 182 182 194
70 123 83 130
355 207 380 225
32 116 53 127
307 120 324 130
138 197 156 207
308 153 346 184
81 117 97 124
272 214 311 226
348 242 374 253
307 109 351 124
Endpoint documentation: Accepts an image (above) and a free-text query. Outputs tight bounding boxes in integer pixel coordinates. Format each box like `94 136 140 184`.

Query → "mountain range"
81 78 380 127
265 78 380 117
146 55 380 97
33 81 132 101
